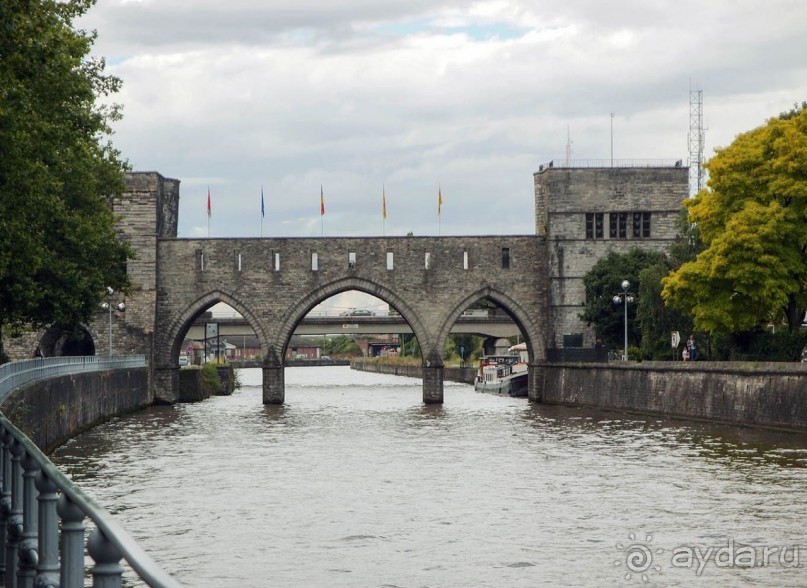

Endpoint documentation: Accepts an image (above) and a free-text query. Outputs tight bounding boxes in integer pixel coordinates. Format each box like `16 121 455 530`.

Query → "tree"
0 0 132 360
662 104 807 334
580 248 666 351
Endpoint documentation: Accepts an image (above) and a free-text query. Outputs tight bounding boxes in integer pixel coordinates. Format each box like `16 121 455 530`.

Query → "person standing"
686 335 697 361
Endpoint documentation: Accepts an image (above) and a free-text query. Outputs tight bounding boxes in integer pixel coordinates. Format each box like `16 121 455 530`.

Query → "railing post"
17 455 38 588
6 440 24 588
0 431 10 582
87 529 123 588
57 496 84 588
33 473 58 588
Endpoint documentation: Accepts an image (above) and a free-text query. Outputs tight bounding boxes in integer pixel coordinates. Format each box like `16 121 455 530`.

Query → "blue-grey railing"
0 415 182 587
0 356 146 405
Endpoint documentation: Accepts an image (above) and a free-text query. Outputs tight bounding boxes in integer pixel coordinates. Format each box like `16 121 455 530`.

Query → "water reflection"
50 367 807 588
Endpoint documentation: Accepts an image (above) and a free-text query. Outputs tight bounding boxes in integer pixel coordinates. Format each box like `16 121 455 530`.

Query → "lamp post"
100 287 125 357
612 280 634 361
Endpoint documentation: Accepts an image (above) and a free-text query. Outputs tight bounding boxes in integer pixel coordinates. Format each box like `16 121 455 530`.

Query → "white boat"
474 344 528 397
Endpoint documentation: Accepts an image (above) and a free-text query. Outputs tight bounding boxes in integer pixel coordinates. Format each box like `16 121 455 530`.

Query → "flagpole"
382 183 386 236
207 187 211 238
437 184 442 236
260 186 264 237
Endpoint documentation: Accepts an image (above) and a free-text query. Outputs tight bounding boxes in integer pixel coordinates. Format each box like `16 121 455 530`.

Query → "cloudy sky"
79 0 807 242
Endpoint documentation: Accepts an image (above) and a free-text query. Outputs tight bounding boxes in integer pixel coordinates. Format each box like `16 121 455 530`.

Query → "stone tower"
534 162 688 349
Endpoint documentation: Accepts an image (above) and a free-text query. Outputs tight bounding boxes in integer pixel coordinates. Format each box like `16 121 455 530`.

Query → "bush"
201 363 222 394
712 329 807 361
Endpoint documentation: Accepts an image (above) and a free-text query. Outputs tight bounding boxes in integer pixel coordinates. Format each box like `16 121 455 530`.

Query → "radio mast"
688 87 705 196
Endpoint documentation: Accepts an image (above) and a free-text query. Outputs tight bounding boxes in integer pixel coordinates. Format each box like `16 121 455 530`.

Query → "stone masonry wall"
543 362 807 432
0 368 150 452
534 166 688 348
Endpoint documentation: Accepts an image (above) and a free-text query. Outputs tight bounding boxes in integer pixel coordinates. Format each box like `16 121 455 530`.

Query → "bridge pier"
528 364 544 403
262 365 285 405
153 367 179 404
422 365 444 404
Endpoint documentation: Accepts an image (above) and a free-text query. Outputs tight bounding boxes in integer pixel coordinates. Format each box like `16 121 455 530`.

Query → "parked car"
342 309 374 316
178 356 189 366
321 356 331 361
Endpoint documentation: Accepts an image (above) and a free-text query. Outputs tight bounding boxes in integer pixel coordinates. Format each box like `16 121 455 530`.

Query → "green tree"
662 104 807 334
580 248 666 351
0 0 132 360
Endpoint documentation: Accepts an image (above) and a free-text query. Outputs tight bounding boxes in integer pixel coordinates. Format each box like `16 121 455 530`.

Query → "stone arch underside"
155 289 270 368
274 276 432 363
435 286 545 364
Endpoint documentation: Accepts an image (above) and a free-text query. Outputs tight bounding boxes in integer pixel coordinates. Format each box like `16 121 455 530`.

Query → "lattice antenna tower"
565 125 573 166
688 87 705 196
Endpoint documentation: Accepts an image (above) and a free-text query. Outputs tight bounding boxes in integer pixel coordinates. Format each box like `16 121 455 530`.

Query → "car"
321 356 331 361
178 356 189 366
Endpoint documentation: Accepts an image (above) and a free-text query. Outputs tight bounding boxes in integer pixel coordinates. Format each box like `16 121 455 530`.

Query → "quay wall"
353 360 807 432
0 368 150 453
350 360 476 385
543 362 806 432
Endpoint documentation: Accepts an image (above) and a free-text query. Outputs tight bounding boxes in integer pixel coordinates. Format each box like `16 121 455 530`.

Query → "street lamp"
100 287 125 357
612 280 634 361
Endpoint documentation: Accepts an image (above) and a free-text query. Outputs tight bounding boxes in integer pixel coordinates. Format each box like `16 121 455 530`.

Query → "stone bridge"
153 235 549 404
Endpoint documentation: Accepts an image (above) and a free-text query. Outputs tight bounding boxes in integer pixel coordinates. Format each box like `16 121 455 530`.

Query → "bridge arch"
435 286 546 401
155 288 271 369
275 276 431 359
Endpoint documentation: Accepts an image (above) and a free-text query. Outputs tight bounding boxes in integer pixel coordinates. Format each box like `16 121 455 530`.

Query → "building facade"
534 162 688 349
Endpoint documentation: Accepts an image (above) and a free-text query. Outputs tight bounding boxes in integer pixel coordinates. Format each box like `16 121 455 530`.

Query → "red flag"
320 185 325 216
382 185 387 220
207 188 211 218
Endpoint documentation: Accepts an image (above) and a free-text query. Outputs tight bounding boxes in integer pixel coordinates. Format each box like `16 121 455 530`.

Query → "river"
50 366 807 587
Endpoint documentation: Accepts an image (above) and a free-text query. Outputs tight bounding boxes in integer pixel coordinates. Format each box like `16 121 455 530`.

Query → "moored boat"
474 344 528 397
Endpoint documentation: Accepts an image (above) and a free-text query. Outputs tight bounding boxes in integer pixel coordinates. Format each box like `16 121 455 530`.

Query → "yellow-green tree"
662 104 807 333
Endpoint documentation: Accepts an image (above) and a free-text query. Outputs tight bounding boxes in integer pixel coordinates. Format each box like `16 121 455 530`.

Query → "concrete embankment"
353 359 807 433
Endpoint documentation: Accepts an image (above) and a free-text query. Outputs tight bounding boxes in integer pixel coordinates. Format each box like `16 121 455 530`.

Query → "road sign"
671 331 681 348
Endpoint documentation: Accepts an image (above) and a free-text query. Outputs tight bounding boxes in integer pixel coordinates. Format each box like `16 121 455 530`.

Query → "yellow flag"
383 185 387 220
438 185 443 216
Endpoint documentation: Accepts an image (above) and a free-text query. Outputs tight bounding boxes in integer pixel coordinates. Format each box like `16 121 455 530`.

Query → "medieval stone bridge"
152 235 549 404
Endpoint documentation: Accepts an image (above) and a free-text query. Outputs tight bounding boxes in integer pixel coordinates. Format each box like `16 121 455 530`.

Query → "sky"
77 0 807 244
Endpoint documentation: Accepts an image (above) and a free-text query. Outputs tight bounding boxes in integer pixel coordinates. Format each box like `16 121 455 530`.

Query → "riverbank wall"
351 360 807 432
543 361 806 432
0 367 150 453
350 359 477 385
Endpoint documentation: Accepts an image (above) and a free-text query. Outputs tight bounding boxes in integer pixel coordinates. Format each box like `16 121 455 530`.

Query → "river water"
50 367 807 587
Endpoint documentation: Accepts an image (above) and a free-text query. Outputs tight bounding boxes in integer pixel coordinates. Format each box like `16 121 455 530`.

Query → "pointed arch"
434 286 545 364
274 276 432 361
154 289 270 367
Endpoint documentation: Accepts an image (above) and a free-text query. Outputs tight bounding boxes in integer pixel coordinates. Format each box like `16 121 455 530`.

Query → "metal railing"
0 356 146 405
0 415 182 587
538 158 684 171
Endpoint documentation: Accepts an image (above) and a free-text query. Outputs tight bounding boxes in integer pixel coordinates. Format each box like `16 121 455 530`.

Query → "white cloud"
78 0 807 240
